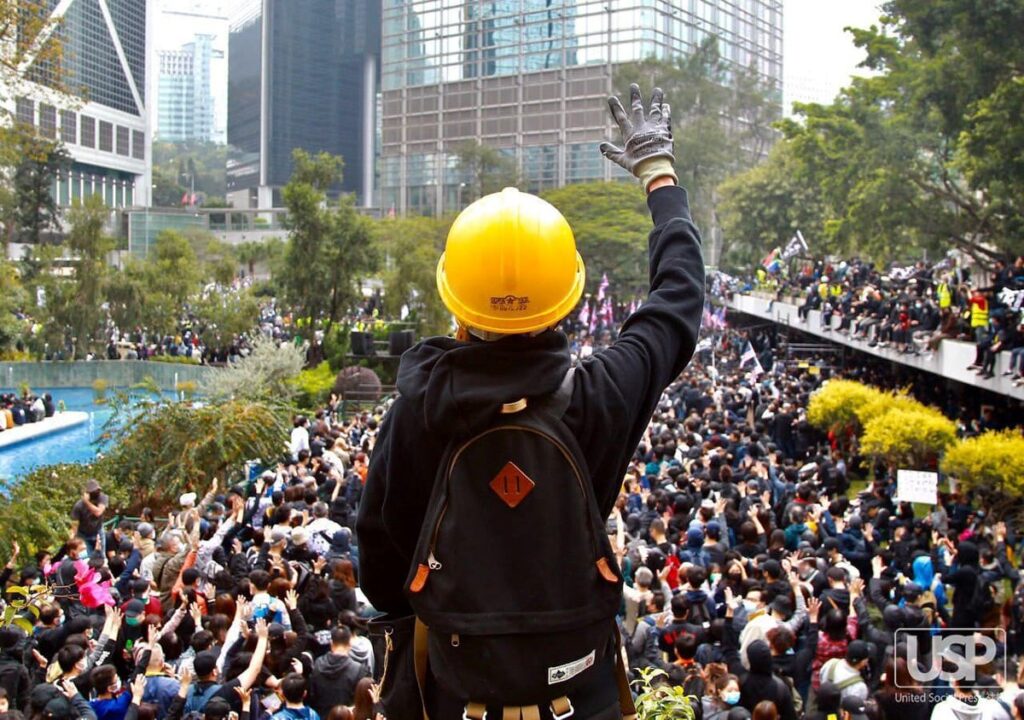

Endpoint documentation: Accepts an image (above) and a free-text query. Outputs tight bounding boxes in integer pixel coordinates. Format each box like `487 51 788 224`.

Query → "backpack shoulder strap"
534 367 576 420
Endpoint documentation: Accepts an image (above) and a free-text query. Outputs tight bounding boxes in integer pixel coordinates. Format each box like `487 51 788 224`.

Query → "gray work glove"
599 83 678 192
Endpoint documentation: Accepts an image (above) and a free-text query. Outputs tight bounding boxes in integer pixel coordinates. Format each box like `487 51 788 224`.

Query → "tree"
147 230 203 306
12 138 70 244
541 182 651 295
102 392 293 509
192 289 260 349
280 149 379 338
51 194 115 357
616 38 782 261
202 335 306 401
943 431 1024 520
0 259 28 356
860 407 956 470
378 214 451 336
453 140 521 205
717 139 828 269
771 1 1024 261
151 141 228 206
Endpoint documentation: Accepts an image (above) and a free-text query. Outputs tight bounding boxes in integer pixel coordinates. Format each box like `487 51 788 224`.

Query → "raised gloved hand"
600 83 678 192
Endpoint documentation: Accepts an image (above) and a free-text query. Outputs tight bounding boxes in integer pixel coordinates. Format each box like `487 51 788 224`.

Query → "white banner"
896 469 938 505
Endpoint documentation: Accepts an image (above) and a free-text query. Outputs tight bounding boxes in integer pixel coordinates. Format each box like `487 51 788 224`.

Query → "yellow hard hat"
436 187 585 335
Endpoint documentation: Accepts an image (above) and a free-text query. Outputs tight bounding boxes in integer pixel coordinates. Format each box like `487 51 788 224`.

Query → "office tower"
14 0 153 208
380 0 783 215
158 35 218 143
227 0 381 208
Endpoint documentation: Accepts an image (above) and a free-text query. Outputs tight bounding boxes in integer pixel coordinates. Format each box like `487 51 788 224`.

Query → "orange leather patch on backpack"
410 564 430 593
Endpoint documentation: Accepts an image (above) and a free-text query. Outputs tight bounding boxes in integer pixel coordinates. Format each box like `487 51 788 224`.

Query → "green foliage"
717 139 828 269
378 214 451 336
0 259 27 353
632 667 697 720
764 0 1024 261
542 182 651 294
0 585 50 633
175 380 198 399
151 141 228 208
861 407 956 469
147 354 201 365
12 136 70 244
807 379 884 437
102 394 292 508
192 289 260 348
202 335 305 401
45 195 116 358
0 462 121 556
452 140 521 205
943 431 1024 518
290 362 336 409
280 149 379 338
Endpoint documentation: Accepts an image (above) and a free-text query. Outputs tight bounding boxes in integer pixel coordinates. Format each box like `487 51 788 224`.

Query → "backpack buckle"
551 698 574 719
462 704 487 720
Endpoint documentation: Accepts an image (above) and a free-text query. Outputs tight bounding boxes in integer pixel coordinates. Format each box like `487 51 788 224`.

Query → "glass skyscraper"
227 0 381 208
158 35 218 144
380 0 783 215
16 0 153 208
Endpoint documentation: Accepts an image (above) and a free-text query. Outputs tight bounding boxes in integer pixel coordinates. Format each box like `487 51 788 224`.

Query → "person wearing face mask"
88 665 132 720
702 664 742 720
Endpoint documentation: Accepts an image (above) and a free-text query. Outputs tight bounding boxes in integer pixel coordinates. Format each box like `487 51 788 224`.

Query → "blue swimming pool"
0 387 128 480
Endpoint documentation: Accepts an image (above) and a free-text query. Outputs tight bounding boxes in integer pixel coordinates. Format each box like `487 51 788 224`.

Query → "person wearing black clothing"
308 628 370 717
739 640 797 720
357 85 704 719
945 540 982 629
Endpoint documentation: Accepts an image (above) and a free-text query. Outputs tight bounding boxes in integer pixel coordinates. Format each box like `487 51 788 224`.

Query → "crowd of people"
0 317 1021 720
746 255 1024 383
0 392 56 433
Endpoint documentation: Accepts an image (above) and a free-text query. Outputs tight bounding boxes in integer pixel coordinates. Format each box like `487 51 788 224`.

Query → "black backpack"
404 370 630 707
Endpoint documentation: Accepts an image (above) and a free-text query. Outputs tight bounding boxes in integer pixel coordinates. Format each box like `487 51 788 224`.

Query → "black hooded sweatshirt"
741 640 797 720
308 651 370 717
356 186 704 711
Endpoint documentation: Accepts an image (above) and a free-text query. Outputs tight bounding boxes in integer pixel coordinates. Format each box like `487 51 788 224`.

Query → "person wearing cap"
358 83 703 718
70 480 108 553
819 640 870 705
284 527 317 564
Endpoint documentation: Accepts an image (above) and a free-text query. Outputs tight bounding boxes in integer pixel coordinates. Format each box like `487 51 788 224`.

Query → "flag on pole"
627 299 637 315
740 341 764 378
577 301 591 327
780 230 809 261
596 273 609 302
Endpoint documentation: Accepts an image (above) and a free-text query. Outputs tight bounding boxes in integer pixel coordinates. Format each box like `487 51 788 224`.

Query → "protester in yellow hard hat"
357 84 705 720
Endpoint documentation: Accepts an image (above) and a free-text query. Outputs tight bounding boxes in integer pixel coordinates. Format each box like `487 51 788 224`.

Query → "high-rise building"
15 0 153 209
226 0 381 208
157 35 218 143
380 0 783 215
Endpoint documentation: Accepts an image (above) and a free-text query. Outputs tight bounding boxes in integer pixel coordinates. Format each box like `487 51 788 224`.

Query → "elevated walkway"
0 411 90 450
724 293 1024 401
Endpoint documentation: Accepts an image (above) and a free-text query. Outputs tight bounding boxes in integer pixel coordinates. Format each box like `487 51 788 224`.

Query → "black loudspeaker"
388 330 415 356
350 331 375 356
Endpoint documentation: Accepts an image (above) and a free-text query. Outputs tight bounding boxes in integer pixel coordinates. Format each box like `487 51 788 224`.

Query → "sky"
783 0 884 114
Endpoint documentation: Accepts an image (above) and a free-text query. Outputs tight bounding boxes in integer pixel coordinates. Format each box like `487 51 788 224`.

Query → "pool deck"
0 411 90 450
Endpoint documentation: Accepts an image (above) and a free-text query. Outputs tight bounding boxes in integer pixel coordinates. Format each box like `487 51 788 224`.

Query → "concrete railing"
1 361 217 391
724 294 1024 401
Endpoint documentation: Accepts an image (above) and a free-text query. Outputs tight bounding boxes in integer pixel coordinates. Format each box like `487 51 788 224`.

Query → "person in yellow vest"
967 286 990 370
936 277 951 310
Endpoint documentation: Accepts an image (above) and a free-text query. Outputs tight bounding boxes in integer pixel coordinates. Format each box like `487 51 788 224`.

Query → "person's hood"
746 639 773 675
912 555 935 587
348 637 372 667
397 333 571 437
957 541 980 568
313 651 356 678
940 695 984 720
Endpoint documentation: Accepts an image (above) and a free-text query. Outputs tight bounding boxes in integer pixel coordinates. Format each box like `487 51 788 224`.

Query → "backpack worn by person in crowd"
182 682 222 718
402 369 637 719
